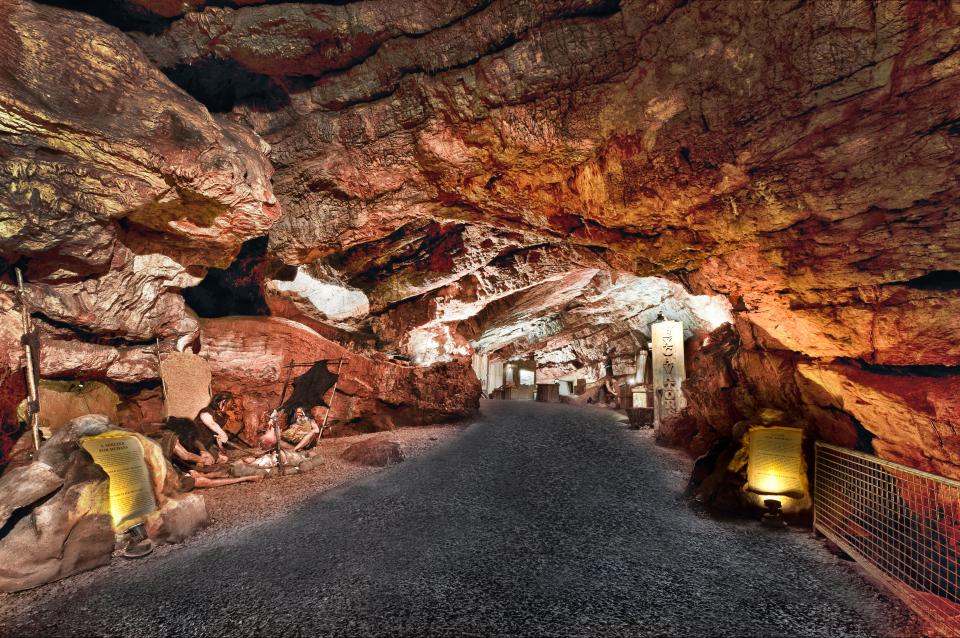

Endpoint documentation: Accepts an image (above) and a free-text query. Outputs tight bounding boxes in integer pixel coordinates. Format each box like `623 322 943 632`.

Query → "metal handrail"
816 441 960 489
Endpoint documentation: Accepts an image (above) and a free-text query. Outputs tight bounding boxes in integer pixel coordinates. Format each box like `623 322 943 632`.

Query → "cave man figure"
260 407 320 453
195 391 235 462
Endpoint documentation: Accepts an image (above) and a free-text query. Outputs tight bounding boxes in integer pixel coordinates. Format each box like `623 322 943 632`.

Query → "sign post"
651 313 686 428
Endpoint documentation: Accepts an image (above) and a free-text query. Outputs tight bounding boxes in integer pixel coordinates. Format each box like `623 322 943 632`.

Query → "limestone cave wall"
0 0 958 476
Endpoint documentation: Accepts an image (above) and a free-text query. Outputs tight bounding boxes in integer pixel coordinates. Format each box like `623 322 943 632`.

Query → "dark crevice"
165 59 290 113
903 270 960 292
0 491 58 540
140 1 496 111
253 0 621 113
182 237 272 317
205 0 361 6
839 358 960 378
112 378 163 397
30 315 156 349
342 223 468 290
839 410 876 454
925 118 960 137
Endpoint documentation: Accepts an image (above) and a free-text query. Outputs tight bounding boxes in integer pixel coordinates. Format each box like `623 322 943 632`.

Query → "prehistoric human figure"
195 392 235 463
157 391 235 473
156 397 261 489
282 407 321 451
260 407 320 452
154 428 262 489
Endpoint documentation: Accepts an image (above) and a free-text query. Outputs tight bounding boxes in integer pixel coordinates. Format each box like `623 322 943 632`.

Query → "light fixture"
121 522 153 558
761 499 786 529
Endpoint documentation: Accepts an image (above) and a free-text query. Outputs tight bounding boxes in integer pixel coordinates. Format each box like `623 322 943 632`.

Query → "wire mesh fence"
814 442 960 635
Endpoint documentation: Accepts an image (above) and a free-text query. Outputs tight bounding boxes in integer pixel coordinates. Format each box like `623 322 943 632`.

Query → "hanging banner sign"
82 432 158 530
651 319 686 427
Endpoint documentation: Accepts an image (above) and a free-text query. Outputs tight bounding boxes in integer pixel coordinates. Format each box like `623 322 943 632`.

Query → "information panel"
747 426 804 497
81 432 158 530
651 319 686 427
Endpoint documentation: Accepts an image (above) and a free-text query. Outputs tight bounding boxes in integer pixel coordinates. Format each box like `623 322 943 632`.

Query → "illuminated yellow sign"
746 426 805 498
81 432 158 530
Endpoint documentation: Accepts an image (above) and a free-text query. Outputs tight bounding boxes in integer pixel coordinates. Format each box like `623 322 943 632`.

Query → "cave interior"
0 0 958 611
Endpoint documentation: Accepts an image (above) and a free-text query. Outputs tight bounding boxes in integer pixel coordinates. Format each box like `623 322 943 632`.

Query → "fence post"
811 441 820 538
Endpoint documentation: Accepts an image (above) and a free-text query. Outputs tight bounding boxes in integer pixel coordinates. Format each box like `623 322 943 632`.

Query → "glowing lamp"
745 426 805 528
82 431 158 556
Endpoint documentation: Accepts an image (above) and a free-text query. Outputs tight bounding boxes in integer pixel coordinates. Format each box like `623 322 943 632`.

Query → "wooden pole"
318 358 346 439
273 366 295 476
154 337 169 403
15 268 41 450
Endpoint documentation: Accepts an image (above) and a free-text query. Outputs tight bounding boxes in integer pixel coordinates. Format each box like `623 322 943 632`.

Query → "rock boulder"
341 438 405 467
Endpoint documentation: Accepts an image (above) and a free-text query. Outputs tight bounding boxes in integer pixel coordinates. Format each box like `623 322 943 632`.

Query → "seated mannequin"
260 407 320 452
281 407 321 452
233 407 322 476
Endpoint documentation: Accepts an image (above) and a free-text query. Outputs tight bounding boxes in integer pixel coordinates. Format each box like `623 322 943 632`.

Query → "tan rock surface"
0 0 278 386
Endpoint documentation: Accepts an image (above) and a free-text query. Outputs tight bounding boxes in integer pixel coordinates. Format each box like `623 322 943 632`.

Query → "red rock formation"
657 324 743 458
0 0 281 436
0 0 958 485
199 317 479 441
0 1 278 270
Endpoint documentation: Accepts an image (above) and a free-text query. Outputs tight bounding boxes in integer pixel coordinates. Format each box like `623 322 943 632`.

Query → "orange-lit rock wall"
0 0 957 479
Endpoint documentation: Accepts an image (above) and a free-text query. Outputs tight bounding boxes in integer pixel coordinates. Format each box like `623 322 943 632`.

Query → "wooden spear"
14 268 41 450
318 358 347 439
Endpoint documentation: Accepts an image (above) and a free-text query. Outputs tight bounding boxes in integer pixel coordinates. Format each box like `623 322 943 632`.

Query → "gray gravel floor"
0 400 915 637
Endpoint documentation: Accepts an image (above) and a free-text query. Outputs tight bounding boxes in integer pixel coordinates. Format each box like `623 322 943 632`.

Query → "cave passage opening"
462 273 734 417
182 237 278 318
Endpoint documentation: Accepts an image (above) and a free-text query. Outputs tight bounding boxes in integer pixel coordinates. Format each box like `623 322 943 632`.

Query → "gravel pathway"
0 401 914 637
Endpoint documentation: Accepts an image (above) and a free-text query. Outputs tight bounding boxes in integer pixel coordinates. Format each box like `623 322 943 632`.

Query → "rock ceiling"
0 0 958 475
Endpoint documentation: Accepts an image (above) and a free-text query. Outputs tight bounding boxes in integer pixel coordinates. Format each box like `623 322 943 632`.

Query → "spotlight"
761 498 787 529
121 522 153 559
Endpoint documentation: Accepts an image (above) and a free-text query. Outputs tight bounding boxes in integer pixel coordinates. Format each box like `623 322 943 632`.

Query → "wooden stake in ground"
319 358 347 439
273 365 296 476
14 268 41 450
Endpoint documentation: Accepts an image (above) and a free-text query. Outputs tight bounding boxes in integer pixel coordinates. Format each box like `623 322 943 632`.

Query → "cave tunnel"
0 0 958 635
